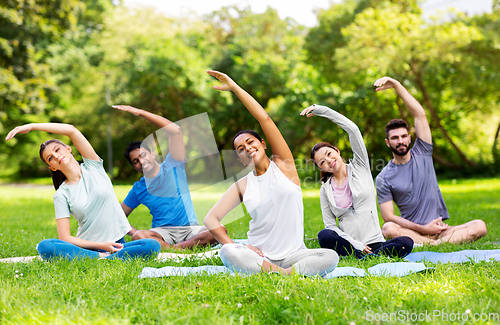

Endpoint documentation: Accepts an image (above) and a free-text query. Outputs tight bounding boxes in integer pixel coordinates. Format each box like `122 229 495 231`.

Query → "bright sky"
123 0 493 27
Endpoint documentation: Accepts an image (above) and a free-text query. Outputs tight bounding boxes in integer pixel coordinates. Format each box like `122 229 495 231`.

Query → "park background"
1 1 500 324
1 0 500 185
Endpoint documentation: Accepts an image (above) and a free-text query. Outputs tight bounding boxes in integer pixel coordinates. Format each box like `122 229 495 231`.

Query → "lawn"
0 178 499 324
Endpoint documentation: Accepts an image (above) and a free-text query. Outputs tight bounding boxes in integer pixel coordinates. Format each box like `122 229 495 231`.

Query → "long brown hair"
39 139 68 190
310 142 340 183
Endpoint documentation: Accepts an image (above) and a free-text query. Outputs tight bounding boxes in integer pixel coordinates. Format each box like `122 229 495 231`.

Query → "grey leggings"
219 243 339 276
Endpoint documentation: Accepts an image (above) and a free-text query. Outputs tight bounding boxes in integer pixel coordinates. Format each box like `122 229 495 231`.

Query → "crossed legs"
219 243 339 277
37 238 161 261
382 219 487 245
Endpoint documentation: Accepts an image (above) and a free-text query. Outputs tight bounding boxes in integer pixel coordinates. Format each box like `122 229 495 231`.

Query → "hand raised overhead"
207 70 238 92
5 124 33 141
374 77 401 92
112 105 143 116
300 105 316 118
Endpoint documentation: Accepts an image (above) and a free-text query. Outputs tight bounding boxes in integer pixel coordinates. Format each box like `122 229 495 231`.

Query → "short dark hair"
310 142 339 183
385 119 409 139
232 130 263 151
124 141 152 165
39 139 68 190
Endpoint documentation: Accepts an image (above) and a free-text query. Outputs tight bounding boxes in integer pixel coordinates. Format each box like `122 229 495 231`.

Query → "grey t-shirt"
375 137 449 225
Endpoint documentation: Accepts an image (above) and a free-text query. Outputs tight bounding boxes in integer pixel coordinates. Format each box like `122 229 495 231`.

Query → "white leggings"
220 244 339 276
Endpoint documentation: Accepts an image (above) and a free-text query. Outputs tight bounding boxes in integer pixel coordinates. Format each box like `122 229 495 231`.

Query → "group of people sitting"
5 71 487 276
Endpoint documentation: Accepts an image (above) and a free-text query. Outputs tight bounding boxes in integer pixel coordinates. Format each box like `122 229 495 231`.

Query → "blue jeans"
37 238 161 261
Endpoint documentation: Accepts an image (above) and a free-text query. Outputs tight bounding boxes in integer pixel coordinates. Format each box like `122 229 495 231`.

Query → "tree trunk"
411 67 476 168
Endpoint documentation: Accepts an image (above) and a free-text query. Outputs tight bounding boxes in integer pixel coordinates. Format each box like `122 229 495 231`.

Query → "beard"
390 144 410 156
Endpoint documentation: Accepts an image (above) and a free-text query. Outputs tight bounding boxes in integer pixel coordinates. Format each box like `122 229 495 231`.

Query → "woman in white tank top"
203 70 338 276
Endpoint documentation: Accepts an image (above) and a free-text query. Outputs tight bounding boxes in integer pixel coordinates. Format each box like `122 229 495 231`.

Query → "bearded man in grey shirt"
374 77 487 245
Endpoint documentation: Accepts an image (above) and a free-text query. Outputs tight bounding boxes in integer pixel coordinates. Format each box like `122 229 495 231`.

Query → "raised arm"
203 178 248 245
113 105 185 161
6 123 99 161
374 77 432 144
301 104 369 168
207 70 299 185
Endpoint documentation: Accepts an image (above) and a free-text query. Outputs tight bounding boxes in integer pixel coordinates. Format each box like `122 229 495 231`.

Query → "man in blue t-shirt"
114 105 224 249
373 77 487 245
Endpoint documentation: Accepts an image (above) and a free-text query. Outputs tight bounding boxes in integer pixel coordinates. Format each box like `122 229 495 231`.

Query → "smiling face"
313 146 343 174
233 133 267 167
42 142 74 171
386 127 411 156
128 147 160 177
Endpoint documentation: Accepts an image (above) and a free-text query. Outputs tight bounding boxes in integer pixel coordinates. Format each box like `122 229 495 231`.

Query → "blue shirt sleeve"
162 153 185 170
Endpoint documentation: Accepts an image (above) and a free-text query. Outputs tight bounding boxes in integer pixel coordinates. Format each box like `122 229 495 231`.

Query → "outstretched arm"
207 70 299 185
6 123 99 161
374 77 432 144
113 105 185 161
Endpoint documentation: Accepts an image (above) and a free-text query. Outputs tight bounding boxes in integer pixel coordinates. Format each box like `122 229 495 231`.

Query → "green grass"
1 178 500 324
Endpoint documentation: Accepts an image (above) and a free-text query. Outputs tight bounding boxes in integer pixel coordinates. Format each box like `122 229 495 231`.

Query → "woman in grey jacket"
301 104 413 258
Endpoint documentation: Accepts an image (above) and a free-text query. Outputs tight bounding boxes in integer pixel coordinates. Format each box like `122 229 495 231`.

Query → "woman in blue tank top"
203 70 338 276
5 122 161 260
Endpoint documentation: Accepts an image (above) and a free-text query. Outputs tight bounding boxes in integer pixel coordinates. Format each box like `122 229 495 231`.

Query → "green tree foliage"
203 6 306 152
91 8 214 179
1 1 499 180
465 7 500 171
70 6 309 180
305 0 420 83
0 0 113 176
304 0 500 174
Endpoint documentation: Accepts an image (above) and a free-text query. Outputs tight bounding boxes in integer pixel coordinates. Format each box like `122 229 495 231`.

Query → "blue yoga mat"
324 262 430 278
139 265 232 278
405 249 500 263
139 262 430 279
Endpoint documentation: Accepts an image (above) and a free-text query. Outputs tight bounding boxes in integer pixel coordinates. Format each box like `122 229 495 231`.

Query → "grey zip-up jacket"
314 105 385 250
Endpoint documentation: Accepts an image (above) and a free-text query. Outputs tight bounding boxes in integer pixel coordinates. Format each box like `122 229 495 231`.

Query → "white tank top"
243 161 306 260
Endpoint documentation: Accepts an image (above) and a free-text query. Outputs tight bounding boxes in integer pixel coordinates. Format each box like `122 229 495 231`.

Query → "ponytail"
49 170 66 190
